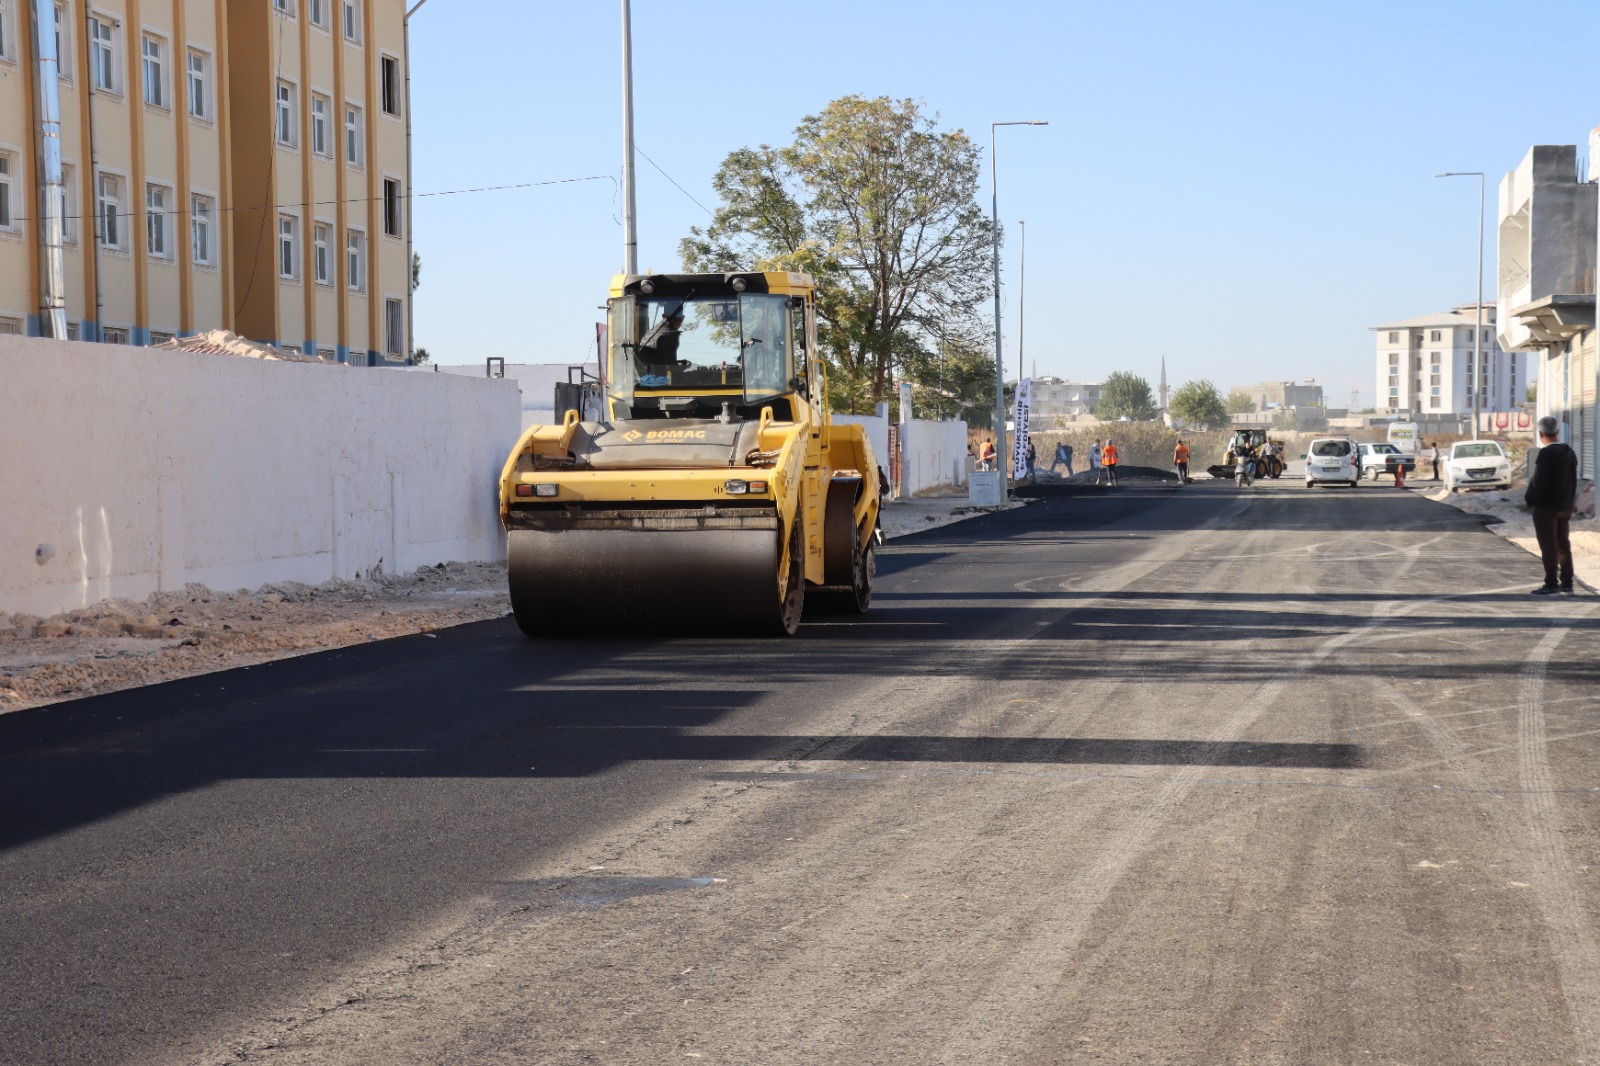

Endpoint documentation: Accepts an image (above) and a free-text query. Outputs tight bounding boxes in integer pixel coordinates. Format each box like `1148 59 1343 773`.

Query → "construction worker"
1102 439 1120 486
1173 439 1190 484
978 438 996 471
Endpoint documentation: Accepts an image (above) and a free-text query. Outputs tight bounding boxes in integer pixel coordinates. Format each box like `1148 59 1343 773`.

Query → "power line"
6 174 620 227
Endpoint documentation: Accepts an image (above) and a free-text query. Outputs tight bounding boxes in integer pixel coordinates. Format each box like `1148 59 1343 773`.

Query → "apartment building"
1369 304 1519 417
0 0 410 363
1496 140 1598 482
1028 377 1102 426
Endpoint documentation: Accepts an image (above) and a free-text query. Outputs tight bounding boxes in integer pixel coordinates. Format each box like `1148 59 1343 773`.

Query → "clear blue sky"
410 0 1600 408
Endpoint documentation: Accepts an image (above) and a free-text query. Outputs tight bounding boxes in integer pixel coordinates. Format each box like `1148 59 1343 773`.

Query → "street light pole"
1436 171 1485 441
991 120 1046 494
620 0 639 275
1017 219 1026 385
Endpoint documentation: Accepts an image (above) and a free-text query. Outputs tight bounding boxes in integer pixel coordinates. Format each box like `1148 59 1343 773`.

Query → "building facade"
1369 305 1519 418
1028 377 1102 425
0 0 410 363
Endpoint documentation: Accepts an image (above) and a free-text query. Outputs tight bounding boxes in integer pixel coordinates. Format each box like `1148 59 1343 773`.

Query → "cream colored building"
0 0 411 364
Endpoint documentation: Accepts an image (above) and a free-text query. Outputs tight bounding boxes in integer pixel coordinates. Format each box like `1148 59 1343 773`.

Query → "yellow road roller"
497 271 881 636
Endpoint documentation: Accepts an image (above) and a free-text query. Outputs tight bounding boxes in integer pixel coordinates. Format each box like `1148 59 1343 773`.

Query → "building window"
344 104 363 166
191 193 213 264
90 15 117 93
0 316 24 334
385 297 403 358
382 178 402 237
97 172 123 247
346 227 365 290
310 0 328 27
141 34 166 107
275 81 297 146
0 152 12 229
313 222 330 283
1430 373 1440 386
311 94 331 156
1430 386 1439 396
146 183 172 258
187 50 210 119
380 55 400 116
1389 387 1398 397
1387 331 1398 343
278 214 299 279
0 0 10 61
1429 351 1440 364
53 3 72 79
1387 353 1399 366
148 330 174 346
273 0 295 14
102 326 128 344
56 162 77 242
343 0 361 41
1430 330 1440 342
1429 396 1440 409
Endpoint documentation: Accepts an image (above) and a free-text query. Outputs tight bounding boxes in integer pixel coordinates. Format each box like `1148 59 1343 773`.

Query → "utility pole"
620 0 638 275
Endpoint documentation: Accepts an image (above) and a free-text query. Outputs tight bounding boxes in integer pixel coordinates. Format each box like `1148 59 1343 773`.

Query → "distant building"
1029 377 1102 425
1369 304 1518 417
1228 381 1324 410
1496 140 1597 481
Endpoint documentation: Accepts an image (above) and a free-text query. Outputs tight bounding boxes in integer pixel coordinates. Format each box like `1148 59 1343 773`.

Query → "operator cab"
606 273 812 422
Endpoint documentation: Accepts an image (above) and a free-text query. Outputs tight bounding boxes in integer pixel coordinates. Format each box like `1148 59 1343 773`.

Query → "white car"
1443 440 1512 492
1303 437 1358 487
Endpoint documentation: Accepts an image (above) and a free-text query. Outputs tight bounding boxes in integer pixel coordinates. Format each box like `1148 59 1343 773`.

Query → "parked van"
1304 438 1358 488
1387 422 1419 455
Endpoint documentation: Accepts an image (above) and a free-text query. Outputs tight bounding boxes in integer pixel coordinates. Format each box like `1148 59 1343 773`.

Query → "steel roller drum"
507 526 784 636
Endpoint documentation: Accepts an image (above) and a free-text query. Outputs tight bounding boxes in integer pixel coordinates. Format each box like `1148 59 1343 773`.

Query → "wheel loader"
1207 428 1285 480
497 271 881 636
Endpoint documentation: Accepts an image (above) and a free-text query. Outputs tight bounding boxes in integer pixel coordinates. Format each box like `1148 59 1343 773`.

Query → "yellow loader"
497 271 881 636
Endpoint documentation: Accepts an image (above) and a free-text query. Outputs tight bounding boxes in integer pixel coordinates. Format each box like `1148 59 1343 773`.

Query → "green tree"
900 331 997 426
680 95 996 413
1169 379 1228 429
1224 389 1256 415
413 346 430 366
1272 407 1299 430
1096 371 1157 421
1527 382 1538 404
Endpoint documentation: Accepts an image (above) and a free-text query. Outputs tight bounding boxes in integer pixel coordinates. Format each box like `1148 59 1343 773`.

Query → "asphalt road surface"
4 476 1600 1065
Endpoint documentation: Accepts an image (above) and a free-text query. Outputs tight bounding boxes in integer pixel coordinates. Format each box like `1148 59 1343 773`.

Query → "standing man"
1090 439 1103 484
1527 416 1578 595
1429 441 1440 481
1173 439 1190 484
978 438 996 471
1102 438 1120 486
1025 439 1038 484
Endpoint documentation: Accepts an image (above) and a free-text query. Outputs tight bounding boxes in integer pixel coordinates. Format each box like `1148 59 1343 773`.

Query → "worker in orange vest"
978 438 997 471
1173 439 1190 484
1102 439 1120 486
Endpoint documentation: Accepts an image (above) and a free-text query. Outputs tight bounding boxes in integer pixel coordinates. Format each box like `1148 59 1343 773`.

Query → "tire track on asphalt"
927 511 1468 1062
1368 609 1600 1064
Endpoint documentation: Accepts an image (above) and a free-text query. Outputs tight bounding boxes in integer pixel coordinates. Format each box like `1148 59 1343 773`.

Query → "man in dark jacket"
1526 416 1579 595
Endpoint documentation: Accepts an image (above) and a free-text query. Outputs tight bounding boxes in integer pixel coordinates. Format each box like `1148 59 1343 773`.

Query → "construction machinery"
497 272 881 636
1207 428 1286 480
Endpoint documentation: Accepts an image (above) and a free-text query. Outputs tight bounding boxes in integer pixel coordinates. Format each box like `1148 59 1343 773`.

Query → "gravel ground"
0 494 1019 715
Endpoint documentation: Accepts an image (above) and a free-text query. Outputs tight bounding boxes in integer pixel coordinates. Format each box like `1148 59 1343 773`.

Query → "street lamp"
991 120 1047 494
1017 219 1026 385
1436 171 1485 441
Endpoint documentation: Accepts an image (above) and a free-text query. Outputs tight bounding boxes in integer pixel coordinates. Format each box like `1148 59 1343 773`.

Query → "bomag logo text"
643 430 708 440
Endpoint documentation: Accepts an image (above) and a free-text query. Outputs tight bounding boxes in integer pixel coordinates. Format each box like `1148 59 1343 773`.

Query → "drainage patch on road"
494 875 716 912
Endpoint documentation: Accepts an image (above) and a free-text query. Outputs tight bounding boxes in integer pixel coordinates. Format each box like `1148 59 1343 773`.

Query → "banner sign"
1012 377 1032 478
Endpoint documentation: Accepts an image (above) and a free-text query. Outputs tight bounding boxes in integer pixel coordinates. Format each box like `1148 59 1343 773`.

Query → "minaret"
1159 357 1169 409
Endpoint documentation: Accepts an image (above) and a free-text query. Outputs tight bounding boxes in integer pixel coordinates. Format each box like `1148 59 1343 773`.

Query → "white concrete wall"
901 420 969 496
832 414 890 478
0 336 520 618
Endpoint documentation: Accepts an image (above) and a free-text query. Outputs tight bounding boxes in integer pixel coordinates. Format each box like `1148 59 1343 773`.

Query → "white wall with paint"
901 420 969 496
0 335 520 618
